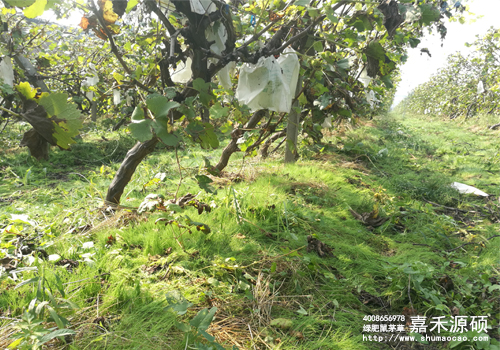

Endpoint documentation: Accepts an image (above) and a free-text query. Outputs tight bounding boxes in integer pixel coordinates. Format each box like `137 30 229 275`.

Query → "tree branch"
145 0 177 35
90 0 150 92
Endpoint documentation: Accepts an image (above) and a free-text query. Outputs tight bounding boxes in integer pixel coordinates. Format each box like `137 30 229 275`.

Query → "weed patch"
1 114 499 349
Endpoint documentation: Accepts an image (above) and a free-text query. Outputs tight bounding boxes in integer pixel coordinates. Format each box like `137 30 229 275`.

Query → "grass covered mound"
0 114 499 350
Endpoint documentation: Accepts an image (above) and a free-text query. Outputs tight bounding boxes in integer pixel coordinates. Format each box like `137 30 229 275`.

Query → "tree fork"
260 130 286 158
214 110 267 172
105 137 159 205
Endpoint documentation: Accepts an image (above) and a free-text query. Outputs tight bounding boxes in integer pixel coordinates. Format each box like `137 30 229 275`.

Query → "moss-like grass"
0 113 499 350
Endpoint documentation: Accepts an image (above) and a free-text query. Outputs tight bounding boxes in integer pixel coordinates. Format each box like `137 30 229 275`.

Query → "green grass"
1 113 499 350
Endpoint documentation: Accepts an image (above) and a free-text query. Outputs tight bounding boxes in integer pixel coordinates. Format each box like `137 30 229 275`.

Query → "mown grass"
1 113 499 350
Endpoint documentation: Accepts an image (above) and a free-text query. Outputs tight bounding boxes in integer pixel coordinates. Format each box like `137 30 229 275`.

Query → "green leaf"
403 267 418 274
270 318 293 329
294 0 308 7
198 123 219 149
151 120 180 146
220 120 233 134
449 339 466 348
365 41 385 60
15 277 40 289
351 19 365 32
131 106 145 121
4 0 36 6
313 41 323 52
47 305 65 329
23 0 47 18
325 7 338 23
192 78 214 107
336 58 350 70
157 130 180 146
175 322 191 332
488 284 500 292
361 14 373 31
39 329 76 344
198 329 215 342
19 93 84 152
306 7 319 17
189 307 217 331
129 119 153 142
166 300 193 316
146 96 179 119
165 291 193 315
38 93 83 136
408 37 420 48
209 104 229 119
338 108 352 118
113 72 125 84
380 75 394 88
35 300 49 316
296 306 308 315
419 4 441 25
195 175 215 194
126 0 139 13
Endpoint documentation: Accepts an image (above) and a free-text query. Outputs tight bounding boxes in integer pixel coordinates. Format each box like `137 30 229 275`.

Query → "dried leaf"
307 235 334 258
19 128 50 160
377 0 404 38
100 0 118 24
349 208 389 227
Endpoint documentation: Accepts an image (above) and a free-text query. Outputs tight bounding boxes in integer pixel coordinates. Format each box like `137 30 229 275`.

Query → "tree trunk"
489 122 500 130
214 109 267 172
91 100 97 122
284 78 302 163
105 137 159 205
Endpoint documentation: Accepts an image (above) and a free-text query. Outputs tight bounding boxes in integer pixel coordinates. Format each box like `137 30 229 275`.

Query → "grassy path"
0 113 499 350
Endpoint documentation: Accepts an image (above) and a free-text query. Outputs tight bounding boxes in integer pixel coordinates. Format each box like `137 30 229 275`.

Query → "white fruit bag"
171 57 193 84
82 72 99 100
189 0 216 15
206 22 235 89
113 89 121 105
236 48 299 113
0 57 14 87
451 182 489 197
477 81 485 94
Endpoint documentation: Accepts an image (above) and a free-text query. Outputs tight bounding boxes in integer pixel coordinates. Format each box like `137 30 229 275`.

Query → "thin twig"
393 240 435 250
174 147 183 202
89 0 150 92
408 275 414 312
446 235 500 252
247 324 257 350
269 137 287 155
240 217 274 238
0 119 9 133
239 245 307 269
62 272 110 285
0 106 21 118
423 198 478 214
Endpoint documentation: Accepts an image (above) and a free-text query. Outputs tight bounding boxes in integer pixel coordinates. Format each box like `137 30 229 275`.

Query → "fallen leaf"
307 235 334 258
349 208 389 227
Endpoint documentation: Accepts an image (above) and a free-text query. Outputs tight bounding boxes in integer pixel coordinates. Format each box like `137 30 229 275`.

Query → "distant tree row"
396 27 500 120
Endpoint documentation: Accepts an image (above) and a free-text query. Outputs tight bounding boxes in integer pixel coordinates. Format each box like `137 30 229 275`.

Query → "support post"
284 77 302 163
